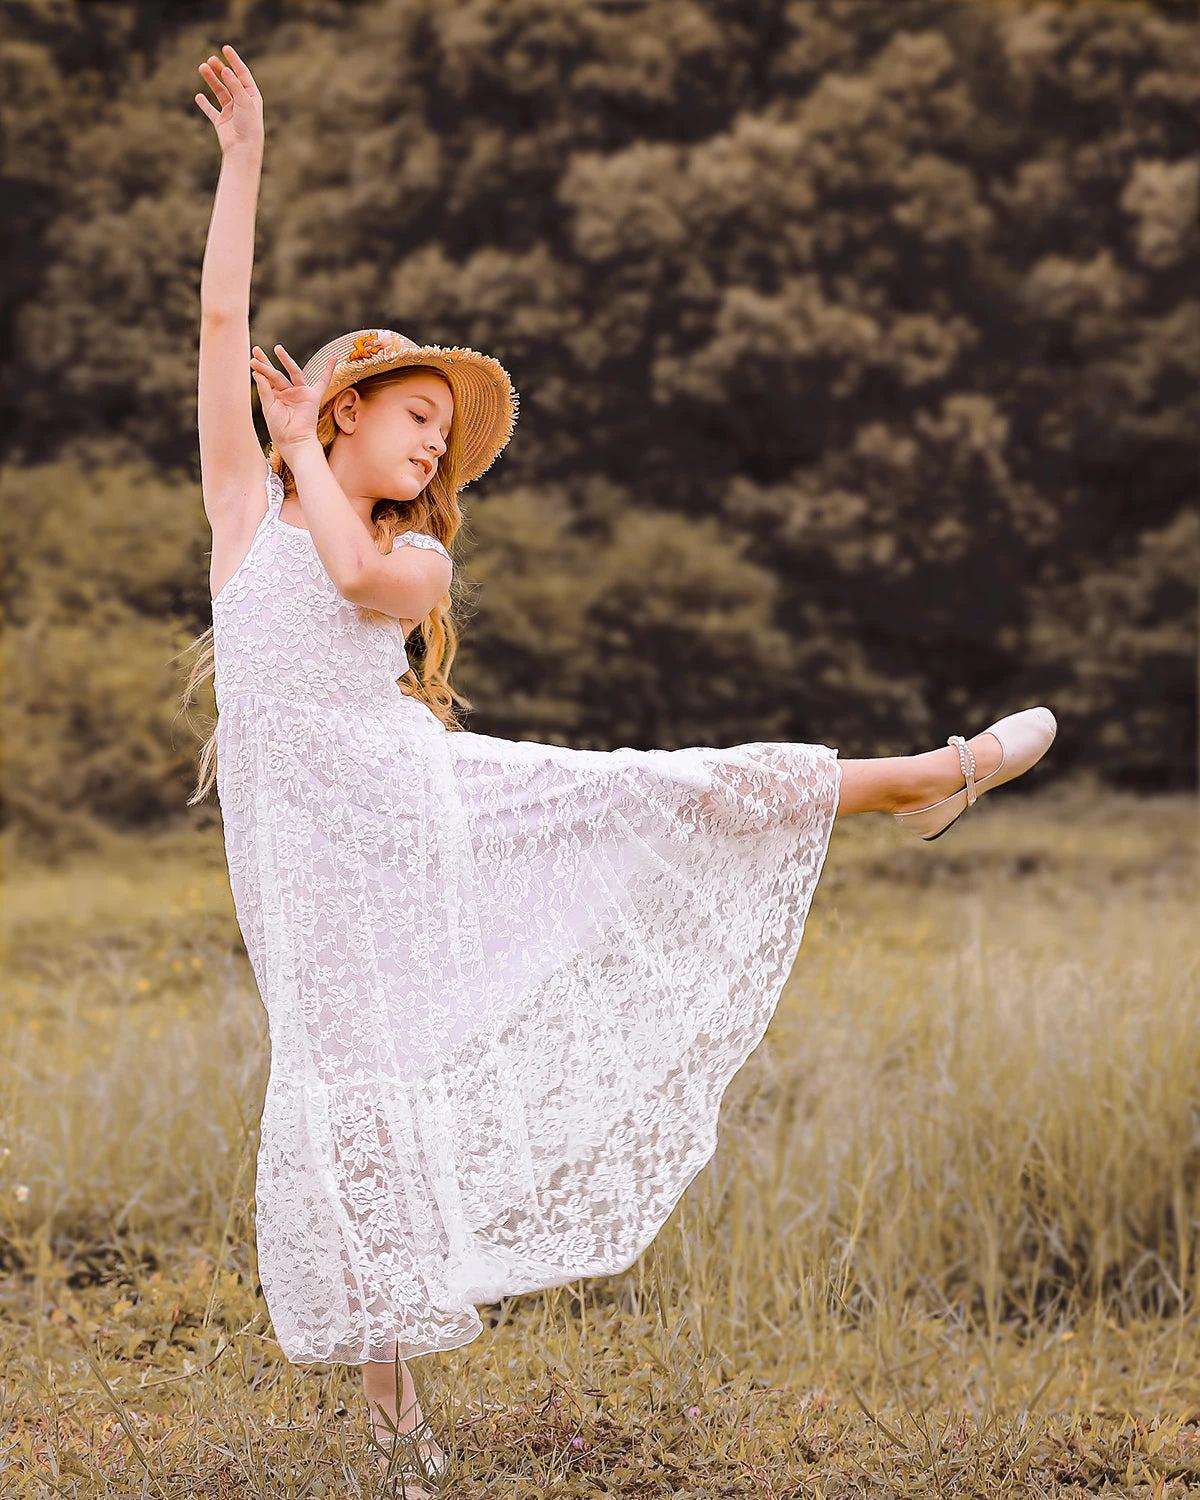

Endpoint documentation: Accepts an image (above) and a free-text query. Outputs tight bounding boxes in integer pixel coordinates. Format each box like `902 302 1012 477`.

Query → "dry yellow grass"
1 779 1196 1496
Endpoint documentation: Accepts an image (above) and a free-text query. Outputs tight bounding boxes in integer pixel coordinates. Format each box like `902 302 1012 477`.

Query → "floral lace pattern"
392 529 451 559
212 460 842 1365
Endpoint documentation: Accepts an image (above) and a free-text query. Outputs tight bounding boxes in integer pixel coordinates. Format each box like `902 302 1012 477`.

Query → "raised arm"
194 45 268 525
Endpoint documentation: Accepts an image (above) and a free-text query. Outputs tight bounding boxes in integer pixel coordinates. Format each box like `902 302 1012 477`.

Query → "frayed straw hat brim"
299 328 519 487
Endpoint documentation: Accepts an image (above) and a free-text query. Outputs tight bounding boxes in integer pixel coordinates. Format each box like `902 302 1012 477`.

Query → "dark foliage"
2 0 1195 849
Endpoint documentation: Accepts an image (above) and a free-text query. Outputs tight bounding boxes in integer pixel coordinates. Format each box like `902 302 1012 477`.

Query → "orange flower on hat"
347 332 386 363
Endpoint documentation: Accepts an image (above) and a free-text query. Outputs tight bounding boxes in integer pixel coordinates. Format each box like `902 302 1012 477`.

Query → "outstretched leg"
836 729 1004 817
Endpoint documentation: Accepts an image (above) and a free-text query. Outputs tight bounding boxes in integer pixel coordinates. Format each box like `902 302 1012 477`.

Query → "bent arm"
283 437 452 621
282 436 383 594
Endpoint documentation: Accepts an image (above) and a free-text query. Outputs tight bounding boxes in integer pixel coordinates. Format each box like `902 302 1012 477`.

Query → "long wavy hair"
181 364 474 807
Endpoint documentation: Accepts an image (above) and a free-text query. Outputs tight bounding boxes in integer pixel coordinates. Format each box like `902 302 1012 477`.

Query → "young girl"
188 45 1056 1492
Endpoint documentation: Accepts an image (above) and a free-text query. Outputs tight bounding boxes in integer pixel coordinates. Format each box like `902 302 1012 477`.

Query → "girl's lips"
410 458 430 476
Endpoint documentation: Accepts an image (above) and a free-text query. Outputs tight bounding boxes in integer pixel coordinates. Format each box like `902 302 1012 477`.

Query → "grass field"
1 780 1197 1497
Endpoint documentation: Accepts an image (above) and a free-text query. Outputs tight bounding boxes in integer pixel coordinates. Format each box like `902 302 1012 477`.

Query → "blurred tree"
0 450 212 855
1 0 1195 855
451 480 798 749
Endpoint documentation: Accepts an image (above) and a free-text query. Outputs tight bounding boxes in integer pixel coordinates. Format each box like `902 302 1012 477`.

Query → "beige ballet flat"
892 706 1057 841
371 1414 447 1491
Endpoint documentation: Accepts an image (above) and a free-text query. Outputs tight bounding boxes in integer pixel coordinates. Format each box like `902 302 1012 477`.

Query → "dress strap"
265 462 286 517
392 529 452 563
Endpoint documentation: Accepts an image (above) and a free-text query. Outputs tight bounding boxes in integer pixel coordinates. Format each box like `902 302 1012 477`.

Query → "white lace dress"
211 460 842 1366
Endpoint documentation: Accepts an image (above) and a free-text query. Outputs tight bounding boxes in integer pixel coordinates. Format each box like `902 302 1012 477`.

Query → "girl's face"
329 371 454 501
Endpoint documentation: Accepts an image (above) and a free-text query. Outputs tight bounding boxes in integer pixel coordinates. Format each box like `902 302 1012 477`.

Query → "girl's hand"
194 44 263 156
250 344 337 454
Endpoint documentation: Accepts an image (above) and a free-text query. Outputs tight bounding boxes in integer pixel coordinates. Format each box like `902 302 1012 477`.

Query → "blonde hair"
181 364 474 807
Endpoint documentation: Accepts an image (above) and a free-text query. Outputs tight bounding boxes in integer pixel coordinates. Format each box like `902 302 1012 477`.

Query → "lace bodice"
212 466 451 716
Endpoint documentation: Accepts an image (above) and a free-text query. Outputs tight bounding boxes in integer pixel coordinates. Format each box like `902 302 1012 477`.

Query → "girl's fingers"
210 57 244 101
194 94 220 124
198 61 232 106
250 366 285 392
315 351 338 391
220 44 258 92
250 349 286 388
218 61 246 100
251 348 303 392
272 344 305 381
199 57 230 89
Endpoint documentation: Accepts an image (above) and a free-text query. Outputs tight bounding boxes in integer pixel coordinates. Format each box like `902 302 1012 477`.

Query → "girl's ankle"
891 745 958 815
892 733 1003 815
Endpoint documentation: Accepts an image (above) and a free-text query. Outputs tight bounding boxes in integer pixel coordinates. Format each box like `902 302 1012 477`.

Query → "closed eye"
410 408 450 440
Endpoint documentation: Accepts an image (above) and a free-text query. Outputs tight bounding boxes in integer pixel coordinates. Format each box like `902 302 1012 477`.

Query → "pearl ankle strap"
947 734 977 804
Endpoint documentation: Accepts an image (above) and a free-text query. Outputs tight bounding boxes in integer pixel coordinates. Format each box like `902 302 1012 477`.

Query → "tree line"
2 0 1195 856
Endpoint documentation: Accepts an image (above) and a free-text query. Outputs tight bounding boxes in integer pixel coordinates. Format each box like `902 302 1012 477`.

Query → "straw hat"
297 328 519 486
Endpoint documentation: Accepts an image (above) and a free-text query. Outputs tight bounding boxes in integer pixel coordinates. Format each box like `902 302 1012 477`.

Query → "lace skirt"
217 688 841 1364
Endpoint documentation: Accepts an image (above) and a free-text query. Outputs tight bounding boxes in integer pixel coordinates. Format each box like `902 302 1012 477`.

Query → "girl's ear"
332 387 359 435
